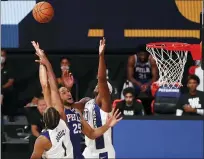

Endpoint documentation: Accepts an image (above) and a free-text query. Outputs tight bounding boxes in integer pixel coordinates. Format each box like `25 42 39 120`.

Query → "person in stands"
127 45 158 97
116 87 145 116
28 96 47 154
1 49 16 121
176 75 204 116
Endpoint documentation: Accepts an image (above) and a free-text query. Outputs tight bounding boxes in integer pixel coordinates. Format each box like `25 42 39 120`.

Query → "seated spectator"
176 75 204 116
27 96 47 154
1 49 16 121
25 96 39 107
120 80 134 99
127 45 158 97
57 57 72 86
189 60 203 91
57 57 78 100
115 87 145 116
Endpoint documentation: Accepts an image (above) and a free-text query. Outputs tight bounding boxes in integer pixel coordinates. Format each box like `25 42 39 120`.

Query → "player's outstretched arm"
73 97 91 113
39 64 52 106
81 108 122 139
32 41 66 121
30 136 48 159
96 37 112 113
31 41 51 107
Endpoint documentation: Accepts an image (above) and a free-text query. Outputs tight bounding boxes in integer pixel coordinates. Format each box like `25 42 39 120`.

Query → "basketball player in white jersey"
65 38 116 158
30 107 73 159
30 42 73 159
32 41 123 159
83 38 116 158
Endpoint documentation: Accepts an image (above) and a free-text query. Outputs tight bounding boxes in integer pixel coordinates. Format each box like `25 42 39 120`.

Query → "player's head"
37 96 47 114
123 87 135 105
59 87 74 105
60 57 71 70
1 49 7 64
187 75 200 91
136 45 149 62
43 107 60 130
93 81 113 97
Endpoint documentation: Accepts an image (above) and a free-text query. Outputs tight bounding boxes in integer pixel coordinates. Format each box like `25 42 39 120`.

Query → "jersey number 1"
62 141 67 157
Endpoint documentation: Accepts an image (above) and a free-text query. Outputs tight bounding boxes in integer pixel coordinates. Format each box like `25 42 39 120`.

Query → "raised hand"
99 37 106 55
31 41 49 66
106 108 122 127
31 41 46 57
62 71 74 89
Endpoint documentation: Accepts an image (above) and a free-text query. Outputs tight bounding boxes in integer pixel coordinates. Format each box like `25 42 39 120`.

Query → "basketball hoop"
146 42 201 89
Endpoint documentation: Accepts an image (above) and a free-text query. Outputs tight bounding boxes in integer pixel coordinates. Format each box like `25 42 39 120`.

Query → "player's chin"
67 99 74 104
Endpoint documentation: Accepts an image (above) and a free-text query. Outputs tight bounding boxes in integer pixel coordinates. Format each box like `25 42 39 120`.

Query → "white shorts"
83 146 115 159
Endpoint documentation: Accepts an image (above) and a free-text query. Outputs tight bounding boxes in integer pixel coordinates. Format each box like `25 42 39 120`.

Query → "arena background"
1 0 204 159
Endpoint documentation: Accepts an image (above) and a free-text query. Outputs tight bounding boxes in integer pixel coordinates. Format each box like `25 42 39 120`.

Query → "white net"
146 46 188 88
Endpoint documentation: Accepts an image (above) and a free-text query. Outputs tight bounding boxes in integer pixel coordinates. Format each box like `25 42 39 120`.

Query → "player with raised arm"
30 42 73 159
82 38 116 159
32 41 122 159
66 38 116 158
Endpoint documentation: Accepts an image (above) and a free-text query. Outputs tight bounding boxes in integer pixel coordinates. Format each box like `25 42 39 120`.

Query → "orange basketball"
32 2 54 23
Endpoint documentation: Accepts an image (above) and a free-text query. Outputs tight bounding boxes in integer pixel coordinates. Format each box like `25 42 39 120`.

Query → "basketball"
32 2 54 23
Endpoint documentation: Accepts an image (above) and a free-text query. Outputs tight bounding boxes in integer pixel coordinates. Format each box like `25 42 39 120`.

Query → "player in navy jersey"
127 45 158 96
32 41 122 159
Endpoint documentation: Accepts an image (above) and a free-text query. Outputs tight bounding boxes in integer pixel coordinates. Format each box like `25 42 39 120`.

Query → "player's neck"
64 105 71 109
189 90 197 95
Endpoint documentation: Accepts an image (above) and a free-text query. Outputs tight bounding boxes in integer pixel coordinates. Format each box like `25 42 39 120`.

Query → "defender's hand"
106 108 122 127
99 37 106 55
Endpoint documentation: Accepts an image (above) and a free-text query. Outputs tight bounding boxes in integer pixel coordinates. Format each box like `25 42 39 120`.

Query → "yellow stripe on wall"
88 29 104 37
124 29 200 38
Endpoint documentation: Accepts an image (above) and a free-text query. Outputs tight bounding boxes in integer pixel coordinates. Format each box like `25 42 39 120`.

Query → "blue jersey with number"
134 54 152 83
65 108 84 159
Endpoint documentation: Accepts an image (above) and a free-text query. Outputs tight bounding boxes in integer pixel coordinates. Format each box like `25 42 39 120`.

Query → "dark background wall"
2 0 201 50
6 50 194 109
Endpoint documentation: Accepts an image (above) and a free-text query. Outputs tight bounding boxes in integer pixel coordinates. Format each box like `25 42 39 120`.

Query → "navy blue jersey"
65 108 84 159
134 55 152 83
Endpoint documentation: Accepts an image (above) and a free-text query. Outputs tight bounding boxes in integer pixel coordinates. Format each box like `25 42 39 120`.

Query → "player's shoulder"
128 55 136 64
85 98 95 107
197 90 204 96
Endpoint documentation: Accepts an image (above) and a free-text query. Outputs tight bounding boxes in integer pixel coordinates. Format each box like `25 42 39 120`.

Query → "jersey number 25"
73 123 81 134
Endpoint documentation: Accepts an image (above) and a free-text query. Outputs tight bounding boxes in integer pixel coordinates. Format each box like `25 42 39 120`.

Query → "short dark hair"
136 44 147 53
38 96 44 100
187 75 200 85
60 57 71 63
123 87 135 96
43 107 60 130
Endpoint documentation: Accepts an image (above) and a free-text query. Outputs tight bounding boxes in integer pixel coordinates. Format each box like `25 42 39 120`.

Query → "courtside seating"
189 65 199 75
112 99 142 108
150 86 180 115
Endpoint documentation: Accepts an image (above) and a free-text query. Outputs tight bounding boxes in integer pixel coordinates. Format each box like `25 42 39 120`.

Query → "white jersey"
83 99 115 158
41 119 73 159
